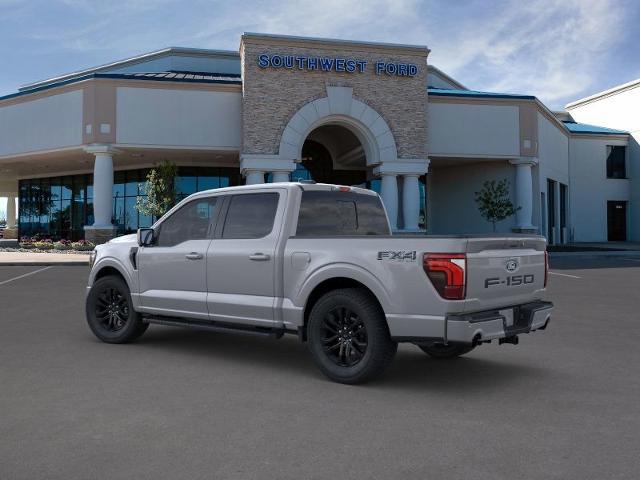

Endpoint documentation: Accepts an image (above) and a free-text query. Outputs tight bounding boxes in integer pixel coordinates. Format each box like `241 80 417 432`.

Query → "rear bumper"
446 300 553 344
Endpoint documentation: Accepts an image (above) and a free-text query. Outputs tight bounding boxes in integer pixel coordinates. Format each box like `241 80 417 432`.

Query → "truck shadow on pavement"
131 326 546 392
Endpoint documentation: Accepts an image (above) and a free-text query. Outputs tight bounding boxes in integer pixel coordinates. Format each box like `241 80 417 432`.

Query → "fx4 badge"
377 251 417 262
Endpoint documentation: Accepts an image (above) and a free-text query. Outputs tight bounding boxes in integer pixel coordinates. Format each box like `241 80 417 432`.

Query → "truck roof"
188 181 379 199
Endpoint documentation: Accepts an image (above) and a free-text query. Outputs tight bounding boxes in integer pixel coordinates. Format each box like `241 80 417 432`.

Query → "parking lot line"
0 266 52 286
623 258 640 263
549 271 581 279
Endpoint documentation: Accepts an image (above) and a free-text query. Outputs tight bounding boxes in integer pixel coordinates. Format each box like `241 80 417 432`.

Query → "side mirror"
137 228 156 247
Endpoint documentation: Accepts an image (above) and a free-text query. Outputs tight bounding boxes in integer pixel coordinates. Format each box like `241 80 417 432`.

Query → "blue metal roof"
0 71 242 102
428 87 535 100
118 71 241 82
562 121 628 135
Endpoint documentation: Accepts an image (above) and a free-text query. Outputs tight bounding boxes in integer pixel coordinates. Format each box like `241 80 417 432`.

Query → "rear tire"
86 275 148 344
417 343 475 359
307 288 397 384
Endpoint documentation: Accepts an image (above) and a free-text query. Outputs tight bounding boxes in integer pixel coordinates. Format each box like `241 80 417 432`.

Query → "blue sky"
1 0 639 107
0 0 639 216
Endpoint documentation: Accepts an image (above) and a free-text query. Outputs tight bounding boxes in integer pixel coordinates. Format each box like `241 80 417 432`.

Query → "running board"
143 316 285 339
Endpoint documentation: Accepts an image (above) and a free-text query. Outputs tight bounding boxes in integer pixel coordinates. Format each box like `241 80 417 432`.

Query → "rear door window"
222 193 279 239
296 191 390 236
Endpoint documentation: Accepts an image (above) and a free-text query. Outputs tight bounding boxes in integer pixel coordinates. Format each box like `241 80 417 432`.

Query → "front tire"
86 275 148 344
307 288 397 384
417 343 475 359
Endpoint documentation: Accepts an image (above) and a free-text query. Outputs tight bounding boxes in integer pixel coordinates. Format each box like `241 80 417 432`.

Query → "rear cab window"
296 190 390 236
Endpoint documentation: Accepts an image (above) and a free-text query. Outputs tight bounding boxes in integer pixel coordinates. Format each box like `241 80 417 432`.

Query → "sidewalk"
549 242 640 258
549 250 640 258
566 242 640 251
0 252 90 266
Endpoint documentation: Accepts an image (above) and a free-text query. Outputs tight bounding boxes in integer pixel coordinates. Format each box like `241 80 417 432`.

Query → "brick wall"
240 36 429 160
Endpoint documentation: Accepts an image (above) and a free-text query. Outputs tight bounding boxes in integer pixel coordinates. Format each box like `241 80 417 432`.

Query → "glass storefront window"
198 176 218 191
125 197 139 231
18 166 241 240
61 177 73 200
176 175 197 198
113 171 126 198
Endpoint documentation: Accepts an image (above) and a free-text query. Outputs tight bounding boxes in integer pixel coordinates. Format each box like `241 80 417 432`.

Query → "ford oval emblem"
505 259 519 273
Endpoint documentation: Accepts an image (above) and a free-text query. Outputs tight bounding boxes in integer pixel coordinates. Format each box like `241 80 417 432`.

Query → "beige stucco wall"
0 89 83 157
429 161 517 234
427 102 520 157
567 85 640 241
116 86 242 148
240 35 429 160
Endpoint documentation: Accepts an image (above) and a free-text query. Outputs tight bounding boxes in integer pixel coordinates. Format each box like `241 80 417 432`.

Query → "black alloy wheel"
94 286 130 332
86 275 148 343
307 288 397 384
321 306 368 367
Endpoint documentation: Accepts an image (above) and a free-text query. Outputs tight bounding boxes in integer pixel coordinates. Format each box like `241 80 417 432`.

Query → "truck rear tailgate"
464 236 547 313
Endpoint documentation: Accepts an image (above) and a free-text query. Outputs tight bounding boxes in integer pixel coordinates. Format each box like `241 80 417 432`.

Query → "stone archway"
278 86 398 166
241 85 428 231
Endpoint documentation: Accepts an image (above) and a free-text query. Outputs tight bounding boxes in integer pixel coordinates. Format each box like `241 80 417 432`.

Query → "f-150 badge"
377 251 417 262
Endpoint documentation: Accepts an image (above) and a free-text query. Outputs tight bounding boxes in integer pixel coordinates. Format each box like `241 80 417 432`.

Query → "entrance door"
547 179 556 243
560 183 568 243
206 190 285 327
607 201 627 241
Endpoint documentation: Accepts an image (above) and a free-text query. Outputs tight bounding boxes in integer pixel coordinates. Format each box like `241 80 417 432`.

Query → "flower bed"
5 237 96 254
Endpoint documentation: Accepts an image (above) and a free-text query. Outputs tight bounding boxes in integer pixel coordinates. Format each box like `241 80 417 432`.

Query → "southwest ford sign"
257 54 418 77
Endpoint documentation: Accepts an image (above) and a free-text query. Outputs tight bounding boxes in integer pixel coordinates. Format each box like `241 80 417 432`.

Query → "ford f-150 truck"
86 181 552 384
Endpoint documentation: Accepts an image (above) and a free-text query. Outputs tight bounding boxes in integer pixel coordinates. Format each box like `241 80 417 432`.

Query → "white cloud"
186 0 632 107
4 0 635 109
424 0 631 107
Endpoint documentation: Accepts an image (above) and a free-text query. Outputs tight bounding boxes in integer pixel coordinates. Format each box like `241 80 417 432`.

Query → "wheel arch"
90 258 134 290
297 266 392 341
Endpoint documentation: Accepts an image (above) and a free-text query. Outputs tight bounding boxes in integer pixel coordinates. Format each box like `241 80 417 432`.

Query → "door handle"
185 252 203 260
249 253 271 261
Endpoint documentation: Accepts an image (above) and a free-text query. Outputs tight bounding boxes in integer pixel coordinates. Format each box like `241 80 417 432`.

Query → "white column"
92 153 115 227
380 173 398 230
402 174 421 232
271 171 290 183
6 195 16 229
244 170 265 185
509 158 537 231
84 145 118 230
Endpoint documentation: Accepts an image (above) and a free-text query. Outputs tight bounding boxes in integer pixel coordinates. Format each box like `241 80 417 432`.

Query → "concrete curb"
0 261 89 266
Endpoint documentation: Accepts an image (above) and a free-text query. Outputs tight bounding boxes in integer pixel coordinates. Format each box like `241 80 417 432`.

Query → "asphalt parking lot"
1 257 639 480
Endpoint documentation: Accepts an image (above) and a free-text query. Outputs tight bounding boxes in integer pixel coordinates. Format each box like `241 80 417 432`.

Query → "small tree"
474 179 520 232
136 161 178 218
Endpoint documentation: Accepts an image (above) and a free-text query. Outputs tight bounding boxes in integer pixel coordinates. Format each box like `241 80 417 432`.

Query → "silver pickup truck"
86 182 552 384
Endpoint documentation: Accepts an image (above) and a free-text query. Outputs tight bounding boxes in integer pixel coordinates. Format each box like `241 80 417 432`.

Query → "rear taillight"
544 251 549 287
423 253 466 300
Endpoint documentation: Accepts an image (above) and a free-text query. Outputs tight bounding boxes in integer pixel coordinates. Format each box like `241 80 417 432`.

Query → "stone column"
375 159 429 232
2 195 18 240
379 173 399 230
6 195 16 229
244 170 265 185
402 174 421 231
240 154 295 186
271 171 290 183
84 145 118 244
509 157 538 232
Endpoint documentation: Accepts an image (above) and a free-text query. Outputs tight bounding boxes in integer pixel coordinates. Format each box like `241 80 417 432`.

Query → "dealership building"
0 33 636 243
